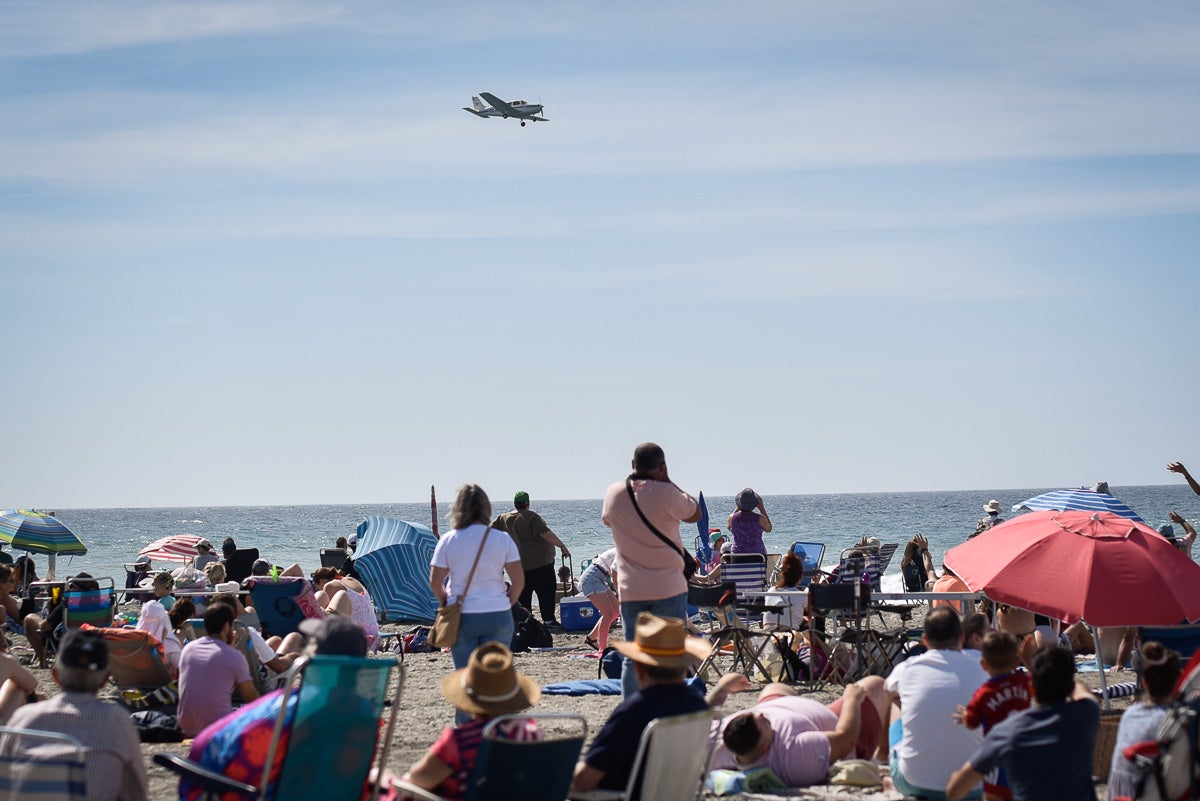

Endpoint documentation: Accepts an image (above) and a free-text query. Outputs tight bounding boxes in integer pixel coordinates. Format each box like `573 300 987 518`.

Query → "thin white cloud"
3 1 343 56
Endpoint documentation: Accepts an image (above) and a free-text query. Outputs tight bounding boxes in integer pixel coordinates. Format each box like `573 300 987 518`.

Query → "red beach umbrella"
139 533 206 564
944 510 1200 628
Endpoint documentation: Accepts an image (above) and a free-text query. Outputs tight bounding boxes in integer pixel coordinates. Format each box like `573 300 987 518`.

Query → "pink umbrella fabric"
138 534 205 564
945 510 1200 627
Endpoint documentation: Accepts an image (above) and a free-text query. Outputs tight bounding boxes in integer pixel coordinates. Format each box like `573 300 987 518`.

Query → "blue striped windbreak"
1012 488 1144 523
353 517 438 623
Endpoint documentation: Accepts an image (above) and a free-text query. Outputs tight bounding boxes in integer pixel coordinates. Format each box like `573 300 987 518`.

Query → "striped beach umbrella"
0 510 87 555
1012 487 1144 523
139 533 205 563
353 517 438 622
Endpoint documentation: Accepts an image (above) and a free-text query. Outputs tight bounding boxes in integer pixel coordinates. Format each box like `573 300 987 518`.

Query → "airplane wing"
462 107 487 117
479 92 522 116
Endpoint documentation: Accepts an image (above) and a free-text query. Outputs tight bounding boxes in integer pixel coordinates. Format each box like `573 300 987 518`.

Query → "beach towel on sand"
542 676 706 696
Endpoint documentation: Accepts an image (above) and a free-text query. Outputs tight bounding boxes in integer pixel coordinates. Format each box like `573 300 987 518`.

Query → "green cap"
709 530 725 546
514 491 530 504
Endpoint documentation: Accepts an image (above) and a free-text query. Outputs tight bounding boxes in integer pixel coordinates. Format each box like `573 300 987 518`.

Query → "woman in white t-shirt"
430 484 524 720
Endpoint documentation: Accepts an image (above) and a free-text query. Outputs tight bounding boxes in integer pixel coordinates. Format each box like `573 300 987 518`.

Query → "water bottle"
859 571 871 607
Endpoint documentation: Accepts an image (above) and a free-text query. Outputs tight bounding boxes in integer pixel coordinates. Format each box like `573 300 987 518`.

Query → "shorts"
579 565 611 598
827 693 882 760
888 720 981 801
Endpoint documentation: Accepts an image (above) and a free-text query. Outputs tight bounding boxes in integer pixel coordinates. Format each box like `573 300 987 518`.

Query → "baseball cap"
514 491 530 504
57 630 108 672
299 616 368 656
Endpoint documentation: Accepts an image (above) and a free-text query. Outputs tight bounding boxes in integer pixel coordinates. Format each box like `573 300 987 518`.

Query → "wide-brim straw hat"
614 613 712 668
984 499 1002 514
441 642 541 717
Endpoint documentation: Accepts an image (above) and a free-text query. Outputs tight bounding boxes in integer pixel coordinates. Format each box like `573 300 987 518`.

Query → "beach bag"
773 635 808 682
511 604 552 652
428 603 461 650
130 710 183 742
599 646 623 679
428 527 492 650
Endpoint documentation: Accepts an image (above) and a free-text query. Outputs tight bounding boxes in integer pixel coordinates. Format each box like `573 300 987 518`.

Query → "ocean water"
26 483 1198 583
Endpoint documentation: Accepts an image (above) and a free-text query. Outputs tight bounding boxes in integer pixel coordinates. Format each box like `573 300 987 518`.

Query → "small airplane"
463 92 548 127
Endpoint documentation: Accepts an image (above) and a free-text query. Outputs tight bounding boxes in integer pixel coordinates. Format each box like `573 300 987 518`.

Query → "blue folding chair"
244 577 320 638
156 654 401 801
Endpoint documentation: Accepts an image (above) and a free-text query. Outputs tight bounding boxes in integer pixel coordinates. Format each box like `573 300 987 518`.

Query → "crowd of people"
0 446 1197 801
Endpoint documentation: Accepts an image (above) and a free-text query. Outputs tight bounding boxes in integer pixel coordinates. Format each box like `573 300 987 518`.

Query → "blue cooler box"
560 596 599 631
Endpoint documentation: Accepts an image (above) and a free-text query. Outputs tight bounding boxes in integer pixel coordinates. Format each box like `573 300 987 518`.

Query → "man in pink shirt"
710 679 890 787
602 442 701 698
176 602 259 736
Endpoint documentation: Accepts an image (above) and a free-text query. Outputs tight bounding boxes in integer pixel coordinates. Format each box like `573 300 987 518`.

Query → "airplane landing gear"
520 121 526 127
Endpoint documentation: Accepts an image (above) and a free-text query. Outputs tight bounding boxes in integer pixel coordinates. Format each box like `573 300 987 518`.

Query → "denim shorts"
579 565 611 597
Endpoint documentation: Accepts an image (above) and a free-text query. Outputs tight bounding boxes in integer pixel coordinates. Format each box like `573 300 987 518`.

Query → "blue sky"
4 1 1200 508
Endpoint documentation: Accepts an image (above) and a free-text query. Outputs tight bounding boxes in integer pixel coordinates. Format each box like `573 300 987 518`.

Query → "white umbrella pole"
1092 625 1110 712
47 553 57 582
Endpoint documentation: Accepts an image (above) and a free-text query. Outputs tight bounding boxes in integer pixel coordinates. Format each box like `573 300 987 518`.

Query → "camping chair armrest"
568 790 626 801
390 778 451 801
152 753 258 797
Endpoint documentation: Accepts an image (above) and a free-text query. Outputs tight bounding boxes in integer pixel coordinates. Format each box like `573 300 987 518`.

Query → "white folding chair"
570 708 714 801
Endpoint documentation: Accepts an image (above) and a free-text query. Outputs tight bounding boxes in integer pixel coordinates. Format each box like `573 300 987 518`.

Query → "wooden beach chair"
155 654 402 801
393 713 587 801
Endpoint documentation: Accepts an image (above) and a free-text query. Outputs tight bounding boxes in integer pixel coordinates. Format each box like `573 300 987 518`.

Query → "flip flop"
584 636 599 650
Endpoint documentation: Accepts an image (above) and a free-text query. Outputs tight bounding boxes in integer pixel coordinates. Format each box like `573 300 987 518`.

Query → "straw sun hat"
441 642 541 717
614 613 712 668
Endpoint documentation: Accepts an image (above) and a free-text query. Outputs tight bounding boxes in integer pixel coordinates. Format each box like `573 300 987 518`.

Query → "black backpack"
510 604 553 652
598 646 623 679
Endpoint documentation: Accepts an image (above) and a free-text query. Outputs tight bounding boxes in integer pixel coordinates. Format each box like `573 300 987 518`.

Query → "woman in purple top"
727 488 772 556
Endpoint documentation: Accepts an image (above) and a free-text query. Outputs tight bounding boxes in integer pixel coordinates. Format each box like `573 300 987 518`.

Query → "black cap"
298 616 367 657
57 630 108 672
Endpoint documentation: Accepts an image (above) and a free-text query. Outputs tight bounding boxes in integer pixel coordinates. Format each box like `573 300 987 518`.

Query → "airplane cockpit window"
514 100 525 105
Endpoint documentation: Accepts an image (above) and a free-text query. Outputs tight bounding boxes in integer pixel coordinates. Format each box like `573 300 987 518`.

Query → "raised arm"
757 501 772 534
1168 462 1200 496
1169 511 1197 548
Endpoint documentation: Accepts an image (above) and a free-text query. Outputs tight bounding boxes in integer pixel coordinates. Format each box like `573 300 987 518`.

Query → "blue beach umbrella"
0 509 87 555
695 492 711 565
352 516 438 623
1012 488 1144 523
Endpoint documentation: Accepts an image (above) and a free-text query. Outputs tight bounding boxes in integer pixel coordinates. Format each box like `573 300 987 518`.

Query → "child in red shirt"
954 631 1032 801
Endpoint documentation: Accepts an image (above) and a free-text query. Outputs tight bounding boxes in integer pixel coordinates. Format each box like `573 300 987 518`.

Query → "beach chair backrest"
783 541 825 587
269 655 400 801
719 554 767 602
460 713 587 801
245 577 323 638
0 726 87 801
224 548 260 585
63 576 115 630
875 543 899 587
99 627 172 691
621 709 714 801
319 548 349 570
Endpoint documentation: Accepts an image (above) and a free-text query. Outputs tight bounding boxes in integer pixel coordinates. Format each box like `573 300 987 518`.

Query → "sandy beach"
12 606 1128 801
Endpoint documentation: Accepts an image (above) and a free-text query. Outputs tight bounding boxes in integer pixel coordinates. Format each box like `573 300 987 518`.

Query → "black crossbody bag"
624 477 697 581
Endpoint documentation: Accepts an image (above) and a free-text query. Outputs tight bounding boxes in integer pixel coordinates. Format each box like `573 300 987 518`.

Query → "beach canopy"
945 510 1200 627
139 533 205 563
0 509 87 555
353 517 438 623
1012 487 1143 523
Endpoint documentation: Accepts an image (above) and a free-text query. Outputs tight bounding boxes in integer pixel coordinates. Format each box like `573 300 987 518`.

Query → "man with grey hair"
0 630 148 801
603 442 702 698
